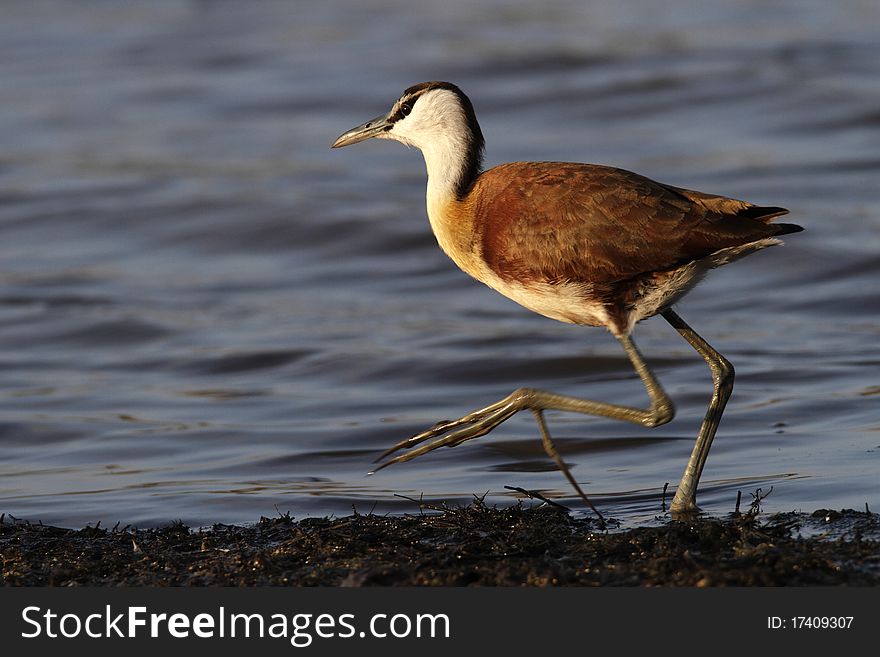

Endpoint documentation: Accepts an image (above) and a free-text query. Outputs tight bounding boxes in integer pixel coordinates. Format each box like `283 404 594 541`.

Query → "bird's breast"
425 194 611 328
425 195 488 281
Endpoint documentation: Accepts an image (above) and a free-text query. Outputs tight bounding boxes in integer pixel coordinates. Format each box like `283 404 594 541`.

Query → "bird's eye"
400 102 413 116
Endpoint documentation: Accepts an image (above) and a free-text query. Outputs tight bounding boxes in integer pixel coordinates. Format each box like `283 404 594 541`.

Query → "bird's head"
332 81 485 199
331 81 483 155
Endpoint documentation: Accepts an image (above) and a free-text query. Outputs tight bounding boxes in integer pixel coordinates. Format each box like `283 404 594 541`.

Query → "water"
1 0 878 528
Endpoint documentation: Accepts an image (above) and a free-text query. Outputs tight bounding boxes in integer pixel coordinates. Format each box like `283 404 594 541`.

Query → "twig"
273 505 293 520
661 483 669 512
735 490 742 515
472 490 490 510
393 493 448 513
503 486 570 512
747 486 773 516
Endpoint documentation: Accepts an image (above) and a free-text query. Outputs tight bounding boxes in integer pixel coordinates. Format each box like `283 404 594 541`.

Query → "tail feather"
663 184 802 232
739 205 790 222
770 222 804 236
738 205 802 236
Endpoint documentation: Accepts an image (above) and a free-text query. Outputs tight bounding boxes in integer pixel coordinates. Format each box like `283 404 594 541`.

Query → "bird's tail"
738 205 803 235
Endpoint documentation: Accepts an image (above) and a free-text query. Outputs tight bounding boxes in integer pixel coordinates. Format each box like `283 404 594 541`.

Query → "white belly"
482 276 611 328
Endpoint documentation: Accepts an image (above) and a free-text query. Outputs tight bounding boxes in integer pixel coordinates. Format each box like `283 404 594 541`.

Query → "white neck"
422 131 472 217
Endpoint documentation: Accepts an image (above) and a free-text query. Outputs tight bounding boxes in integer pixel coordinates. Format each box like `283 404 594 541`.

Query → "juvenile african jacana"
332 81 802 517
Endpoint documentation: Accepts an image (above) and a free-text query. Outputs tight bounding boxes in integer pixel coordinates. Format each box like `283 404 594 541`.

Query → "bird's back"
469 162 800 288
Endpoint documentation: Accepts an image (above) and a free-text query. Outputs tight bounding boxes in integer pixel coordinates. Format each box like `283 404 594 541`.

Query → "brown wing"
472 162 798 286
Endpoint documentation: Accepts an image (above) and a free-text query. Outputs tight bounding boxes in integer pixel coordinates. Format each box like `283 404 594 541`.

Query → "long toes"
373 397 521 467
373 425 488 471
375 406 519 471
371 444 434 472
376 406 506 461
445 422 497 448
423 411 491 436
375 436 422 462
373 439 455 471
375 420 458 462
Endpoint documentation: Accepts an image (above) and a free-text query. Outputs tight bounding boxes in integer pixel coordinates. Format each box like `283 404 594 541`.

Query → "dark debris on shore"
2 505 879 586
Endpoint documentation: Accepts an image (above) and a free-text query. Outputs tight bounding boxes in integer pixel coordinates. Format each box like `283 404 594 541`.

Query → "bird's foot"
372 394 523 473
669 479 702 519
370 389 607 523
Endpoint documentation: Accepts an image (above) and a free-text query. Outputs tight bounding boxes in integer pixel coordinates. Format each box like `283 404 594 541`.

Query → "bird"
331 81 802 518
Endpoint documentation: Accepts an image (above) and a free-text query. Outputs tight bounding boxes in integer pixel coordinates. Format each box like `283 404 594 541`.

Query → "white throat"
421 130 472 211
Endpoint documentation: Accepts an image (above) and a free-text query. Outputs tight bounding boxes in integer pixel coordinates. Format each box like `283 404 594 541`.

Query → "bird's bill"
331 113 392 148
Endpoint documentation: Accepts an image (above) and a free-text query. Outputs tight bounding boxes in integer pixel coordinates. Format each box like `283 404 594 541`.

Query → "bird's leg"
661 308 734 515
531 408 604 520
373 333 675 514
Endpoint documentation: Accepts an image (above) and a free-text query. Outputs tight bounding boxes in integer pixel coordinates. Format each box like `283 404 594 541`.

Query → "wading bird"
332 81 801 517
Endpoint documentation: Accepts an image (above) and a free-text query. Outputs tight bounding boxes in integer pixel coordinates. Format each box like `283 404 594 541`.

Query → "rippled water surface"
2 1 878 527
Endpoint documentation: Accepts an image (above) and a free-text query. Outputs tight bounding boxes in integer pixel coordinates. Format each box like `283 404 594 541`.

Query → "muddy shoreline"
2 505 878 586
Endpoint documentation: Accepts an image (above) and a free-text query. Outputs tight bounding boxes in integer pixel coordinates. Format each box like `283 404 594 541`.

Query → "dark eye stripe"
390 93 423 122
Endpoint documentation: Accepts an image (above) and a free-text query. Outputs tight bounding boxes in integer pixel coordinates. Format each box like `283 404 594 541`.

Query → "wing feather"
472 162 794 286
